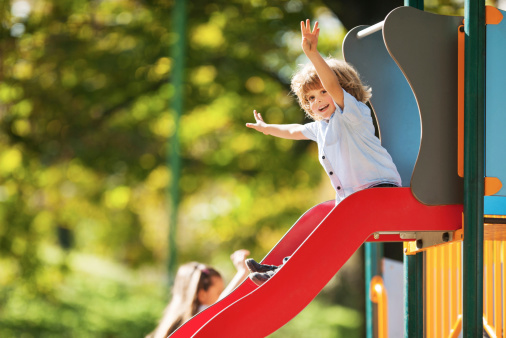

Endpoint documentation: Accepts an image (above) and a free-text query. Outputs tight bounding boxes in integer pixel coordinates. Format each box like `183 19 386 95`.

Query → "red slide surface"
169 199 335 338
171 188 463 337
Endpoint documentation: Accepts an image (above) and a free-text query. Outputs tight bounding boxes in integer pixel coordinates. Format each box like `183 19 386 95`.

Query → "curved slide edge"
192 188 462 337
169 200 335 337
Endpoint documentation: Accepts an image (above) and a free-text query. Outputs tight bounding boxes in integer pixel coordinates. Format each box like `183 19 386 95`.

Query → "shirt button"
337 186 341 190
322 156 325 159
329 171 333 175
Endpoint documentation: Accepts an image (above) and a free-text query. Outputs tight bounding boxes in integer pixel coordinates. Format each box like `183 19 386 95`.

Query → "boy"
245 20 401 286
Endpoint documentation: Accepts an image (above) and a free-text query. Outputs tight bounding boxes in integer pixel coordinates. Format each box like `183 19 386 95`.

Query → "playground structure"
169 1 505 337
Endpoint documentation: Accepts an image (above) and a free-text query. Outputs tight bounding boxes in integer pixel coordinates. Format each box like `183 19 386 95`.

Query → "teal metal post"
168 0 187 283
402 1 424 336
404 252 424 337
404 0 423 10
365 243 383 338
463 0 485 335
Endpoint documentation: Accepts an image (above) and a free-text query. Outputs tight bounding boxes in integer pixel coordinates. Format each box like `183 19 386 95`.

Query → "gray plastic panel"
343 26 420 187
383 6 464 205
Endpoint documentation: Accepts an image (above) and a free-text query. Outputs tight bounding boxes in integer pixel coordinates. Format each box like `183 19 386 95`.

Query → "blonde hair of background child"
291 57 372 121
148 262 221 338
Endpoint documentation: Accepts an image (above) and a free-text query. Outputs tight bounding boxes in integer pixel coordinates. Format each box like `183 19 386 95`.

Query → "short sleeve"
341 91 371 124
301 121 318 141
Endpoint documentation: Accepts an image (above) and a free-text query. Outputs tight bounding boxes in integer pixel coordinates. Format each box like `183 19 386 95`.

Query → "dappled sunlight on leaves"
0 0 372 335
191 23 225 49
0 148 22 174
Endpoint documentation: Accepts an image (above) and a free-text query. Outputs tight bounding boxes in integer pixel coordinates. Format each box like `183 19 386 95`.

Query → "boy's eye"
308 96 315 101
321 90 327 94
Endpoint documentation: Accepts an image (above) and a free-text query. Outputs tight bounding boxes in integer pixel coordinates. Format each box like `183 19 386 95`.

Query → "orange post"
426 249 434 337
370 276 388 338
457 242 462 319
483 316 497 338
503 241 506 338
449 244 456 326
485 241 494 325
449 315 462 338
435 247 442 337
494 241 502 336
457 24 465 177
442 245 450 334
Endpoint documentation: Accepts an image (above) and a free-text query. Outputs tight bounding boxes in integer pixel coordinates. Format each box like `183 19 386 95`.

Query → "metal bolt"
374 233 379 239
416 239 423 249
442 232 450 242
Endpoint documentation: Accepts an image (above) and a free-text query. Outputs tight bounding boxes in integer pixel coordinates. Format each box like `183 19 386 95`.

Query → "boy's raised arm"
301 20 344 109
246 110 308 140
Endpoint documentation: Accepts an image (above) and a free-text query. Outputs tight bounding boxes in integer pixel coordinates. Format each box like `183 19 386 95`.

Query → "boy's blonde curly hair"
291 58 372 121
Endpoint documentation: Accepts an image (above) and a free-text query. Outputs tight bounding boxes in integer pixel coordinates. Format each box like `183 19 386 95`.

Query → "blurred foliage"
0 0 489 336
0 0 345 336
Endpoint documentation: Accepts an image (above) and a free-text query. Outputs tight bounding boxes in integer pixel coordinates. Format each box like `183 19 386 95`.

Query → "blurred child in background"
147 249 249 338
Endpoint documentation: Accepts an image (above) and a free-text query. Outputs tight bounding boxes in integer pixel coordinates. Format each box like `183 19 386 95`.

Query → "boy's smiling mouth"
319 104 329 112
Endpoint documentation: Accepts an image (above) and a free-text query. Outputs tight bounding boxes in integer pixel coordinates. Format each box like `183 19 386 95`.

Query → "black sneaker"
249 270 275 286
245 259 279 273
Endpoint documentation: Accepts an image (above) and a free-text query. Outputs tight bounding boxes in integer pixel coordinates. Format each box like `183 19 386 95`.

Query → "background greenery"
0 0 479 337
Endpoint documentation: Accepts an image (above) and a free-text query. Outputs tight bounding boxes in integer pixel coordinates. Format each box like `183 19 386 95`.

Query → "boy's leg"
246 259 278 273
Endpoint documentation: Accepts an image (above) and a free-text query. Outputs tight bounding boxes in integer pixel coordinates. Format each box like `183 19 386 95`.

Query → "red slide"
171 188 462 337
169 199 335 338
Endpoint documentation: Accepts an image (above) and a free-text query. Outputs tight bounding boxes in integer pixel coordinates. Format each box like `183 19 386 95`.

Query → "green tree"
0 0 348 336
0 0 475 336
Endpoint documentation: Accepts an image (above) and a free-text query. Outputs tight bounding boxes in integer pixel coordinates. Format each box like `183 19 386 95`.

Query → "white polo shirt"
301 90 401 204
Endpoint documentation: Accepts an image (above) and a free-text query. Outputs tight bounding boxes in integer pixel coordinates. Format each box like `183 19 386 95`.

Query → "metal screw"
442 232 450 242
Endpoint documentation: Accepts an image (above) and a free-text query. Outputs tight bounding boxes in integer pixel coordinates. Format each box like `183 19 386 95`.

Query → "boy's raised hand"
301 19 319 55
246 110 268 134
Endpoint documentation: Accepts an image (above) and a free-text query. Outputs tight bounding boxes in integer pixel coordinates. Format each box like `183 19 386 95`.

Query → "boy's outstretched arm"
246 110 308 140
301 20 344 109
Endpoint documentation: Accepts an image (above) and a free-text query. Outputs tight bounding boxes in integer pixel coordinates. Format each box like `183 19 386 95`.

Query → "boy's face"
306 88 336 120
